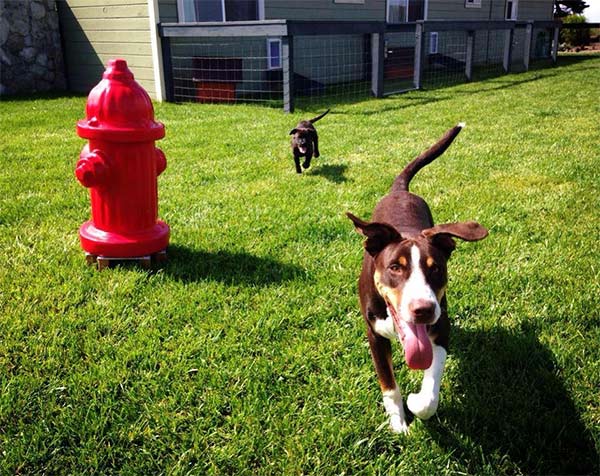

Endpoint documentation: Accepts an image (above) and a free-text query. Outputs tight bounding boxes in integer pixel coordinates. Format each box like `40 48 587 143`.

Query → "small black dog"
289 109 330 173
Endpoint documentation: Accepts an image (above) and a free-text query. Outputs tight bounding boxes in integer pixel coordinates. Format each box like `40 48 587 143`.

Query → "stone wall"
0 0 66 95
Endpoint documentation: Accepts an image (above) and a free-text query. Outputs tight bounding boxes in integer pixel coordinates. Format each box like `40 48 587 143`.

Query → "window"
505 0 518 19
387 0 425 23
429 32 438 54
178 0 263 22
267 38 282 70
464 0 481 8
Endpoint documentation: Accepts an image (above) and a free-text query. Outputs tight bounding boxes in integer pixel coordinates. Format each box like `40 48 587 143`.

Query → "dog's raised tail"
309 109 330 124
392 122 465 193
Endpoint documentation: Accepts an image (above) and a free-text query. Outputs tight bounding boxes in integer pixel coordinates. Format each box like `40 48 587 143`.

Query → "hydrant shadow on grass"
163 244 306 285
424 322 598 475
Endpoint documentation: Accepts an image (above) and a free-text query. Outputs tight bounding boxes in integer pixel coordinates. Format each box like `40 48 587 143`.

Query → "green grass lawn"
1 54 599 475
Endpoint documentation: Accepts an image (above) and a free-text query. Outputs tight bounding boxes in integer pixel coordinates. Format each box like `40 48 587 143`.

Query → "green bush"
560 14 590 47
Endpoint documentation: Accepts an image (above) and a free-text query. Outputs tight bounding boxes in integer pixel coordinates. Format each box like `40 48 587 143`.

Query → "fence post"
523 21 533 71
282 35 294 113
503 26 514 73
551 25 560 64
465 30 475 81
413 21 425 89
371 32 385 98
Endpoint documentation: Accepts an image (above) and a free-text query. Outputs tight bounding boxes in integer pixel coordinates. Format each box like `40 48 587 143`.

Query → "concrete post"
282 35 294 113
371 32 385 97
465 30 475 81
414 22 425 89
523 21 534 71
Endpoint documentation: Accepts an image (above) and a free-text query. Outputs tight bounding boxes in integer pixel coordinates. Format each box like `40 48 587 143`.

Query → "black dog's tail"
391 122 465 193
309 109 330 124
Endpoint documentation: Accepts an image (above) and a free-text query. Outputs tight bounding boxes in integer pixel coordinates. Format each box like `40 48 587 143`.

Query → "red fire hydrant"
75 59 169 266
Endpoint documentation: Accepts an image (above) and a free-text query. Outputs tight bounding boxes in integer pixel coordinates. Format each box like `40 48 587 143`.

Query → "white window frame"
386 0 428 23
464 0 482 9
266 38 282 70
505 0 518 20
177 0 265 22
429 32 438 54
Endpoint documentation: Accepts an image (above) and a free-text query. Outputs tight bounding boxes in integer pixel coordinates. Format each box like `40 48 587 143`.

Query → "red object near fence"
75 59 170 261
196 81 236 102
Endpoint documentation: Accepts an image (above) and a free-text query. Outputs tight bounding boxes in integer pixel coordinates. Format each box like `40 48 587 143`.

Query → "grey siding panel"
427 0 553 21
265 0 386 21
158 0 178 23
428 0 496 21
518 1 553 20
57 1 156 98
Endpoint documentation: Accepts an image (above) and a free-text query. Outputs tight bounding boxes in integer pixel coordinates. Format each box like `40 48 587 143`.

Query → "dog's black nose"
409 299 436 322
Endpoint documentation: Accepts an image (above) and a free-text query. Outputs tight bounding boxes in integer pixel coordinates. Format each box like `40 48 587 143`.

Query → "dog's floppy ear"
346 212 402 256
289 128 298 135
422 221 488 256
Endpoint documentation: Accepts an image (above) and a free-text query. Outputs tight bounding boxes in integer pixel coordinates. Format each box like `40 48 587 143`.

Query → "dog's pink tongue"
399 321 433 370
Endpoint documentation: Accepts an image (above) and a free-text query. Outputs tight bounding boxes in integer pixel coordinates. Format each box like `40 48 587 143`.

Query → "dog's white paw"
382 387 409 434
389 413 410 434
407 392 438 420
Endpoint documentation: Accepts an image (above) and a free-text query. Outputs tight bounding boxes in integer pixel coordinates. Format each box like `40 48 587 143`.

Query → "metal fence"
159 19 568 112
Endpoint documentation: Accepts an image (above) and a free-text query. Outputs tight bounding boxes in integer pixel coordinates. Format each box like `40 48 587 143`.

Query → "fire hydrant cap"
77 59 165 142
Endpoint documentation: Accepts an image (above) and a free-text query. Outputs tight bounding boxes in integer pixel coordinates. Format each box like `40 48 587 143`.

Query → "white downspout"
148 0 165 101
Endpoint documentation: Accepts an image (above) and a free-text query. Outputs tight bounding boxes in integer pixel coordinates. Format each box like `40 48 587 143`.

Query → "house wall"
159 0 554 25
265 0 386 21
518 0 553 20
428 0 502 21
158 0 177 23
158 0 386 22
57 0 157 98
427 0 553 21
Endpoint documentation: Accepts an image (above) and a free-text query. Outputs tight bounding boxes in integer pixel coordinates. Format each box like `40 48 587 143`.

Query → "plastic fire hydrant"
75 59 169 262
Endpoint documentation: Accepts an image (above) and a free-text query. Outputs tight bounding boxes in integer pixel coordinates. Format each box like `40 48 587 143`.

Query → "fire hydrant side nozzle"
155 147 167 177
75 58 170 260
75 146 111 188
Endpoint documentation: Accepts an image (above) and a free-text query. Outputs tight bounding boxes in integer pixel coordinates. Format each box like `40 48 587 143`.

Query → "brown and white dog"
347 123 488 433
289 109 330 174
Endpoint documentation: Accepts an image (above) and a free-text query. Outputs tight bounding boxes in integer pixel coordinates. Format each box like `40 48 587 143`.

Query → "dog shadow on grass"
163 244 305 285
307 163 349 184
426 323 598 475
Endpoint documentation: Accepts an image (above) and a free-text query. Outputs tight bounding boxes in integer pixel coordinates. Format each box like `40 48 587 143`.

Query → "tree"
554 0 589 18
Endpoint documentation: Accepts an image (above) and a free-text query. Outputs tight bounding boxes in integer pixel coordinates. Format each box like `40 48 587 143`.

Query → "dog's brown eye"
389 263 404 272
426 257 440 274
428 263 440 275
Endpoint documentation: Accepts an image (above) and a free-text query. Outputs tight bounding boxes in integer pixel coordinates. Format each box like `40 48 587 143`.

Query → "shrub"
560 14 590 47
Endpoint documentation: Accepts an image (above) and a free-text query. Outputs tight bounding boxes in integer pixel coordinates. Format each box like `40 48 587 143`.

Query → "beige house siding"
57 0 157 98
